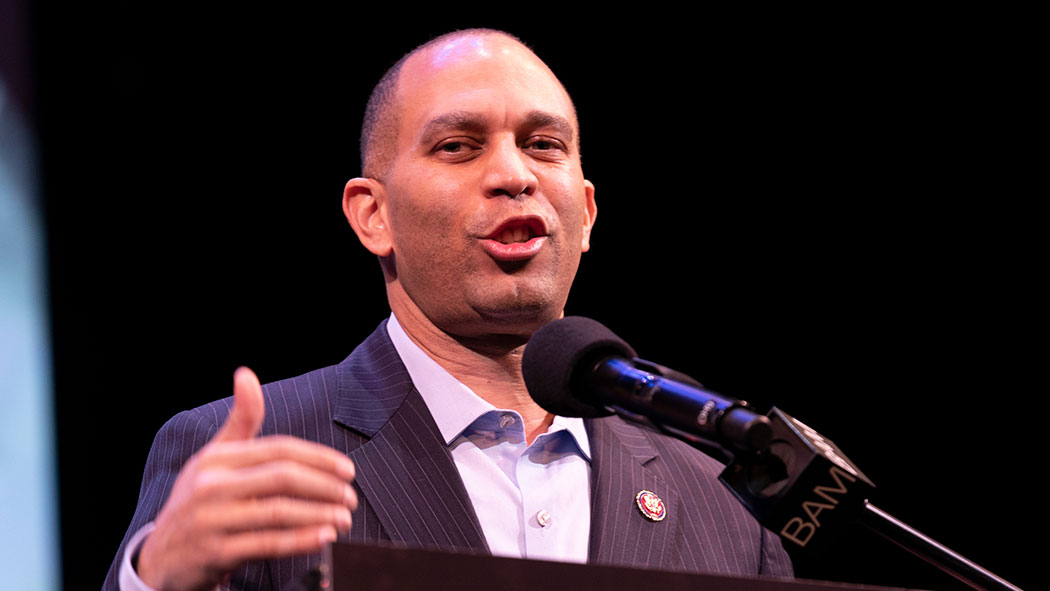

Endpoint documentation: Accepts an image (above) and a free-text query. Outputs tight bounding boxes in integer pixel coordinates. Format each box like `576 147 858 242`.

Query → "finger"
210 524 339 569
199 435 355 481
202 498 353 533
197 461 359 509
213 366 266 444
217 525 340 567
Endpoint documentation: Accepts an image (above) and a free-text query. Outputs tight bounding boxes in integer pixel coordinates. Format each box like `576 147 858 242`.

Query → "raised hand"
136 367 357 590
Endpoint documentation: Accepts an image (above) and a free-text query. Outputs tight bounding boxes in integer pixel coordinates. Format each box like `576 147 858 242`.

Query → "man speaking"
104 28 792 590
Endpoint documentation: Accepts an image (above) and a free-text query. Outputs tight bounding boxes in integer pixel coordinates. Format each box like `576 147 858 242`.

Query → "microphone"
522 316 773 453
521 316 872 550
522 319 1025 590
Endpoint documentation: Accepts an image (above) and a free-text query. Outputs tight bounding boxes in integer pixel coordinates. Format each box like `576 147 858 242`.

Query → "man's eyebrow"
418 111 489 145
418 110 576 147
521 111 575 145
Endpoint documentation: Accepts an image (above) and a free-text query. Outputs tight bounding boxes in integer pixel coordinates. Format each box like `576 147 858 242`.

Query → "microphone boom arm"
719 407 1022 591
859 501 1021 591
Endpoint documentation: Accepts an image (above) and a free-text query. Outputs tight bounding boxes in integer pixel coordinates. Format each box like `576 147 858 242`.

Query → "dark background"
30 5 1037 590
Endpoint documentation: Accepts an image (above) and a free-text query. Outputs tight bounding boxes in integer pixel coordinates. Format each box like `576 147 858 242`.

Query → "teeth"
498 226 531 244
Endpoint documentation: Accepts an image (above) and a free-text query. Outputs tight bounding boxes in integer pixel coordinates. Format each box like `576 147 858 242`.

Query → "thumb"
213 366 265 443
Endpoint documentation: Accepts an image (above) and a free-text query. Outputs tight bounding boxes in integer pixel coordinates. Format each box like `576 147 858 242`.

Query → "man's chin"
477 303 560 332
456 294 567 339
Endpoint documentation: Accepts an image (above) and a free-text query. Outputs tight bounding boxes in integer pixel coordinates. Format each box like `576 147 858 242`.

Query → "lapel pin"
635 490 666 522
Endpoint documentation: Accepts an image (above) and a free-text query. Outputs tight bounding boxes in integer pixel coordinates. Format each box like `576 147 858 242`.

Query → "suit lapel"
586 417 681 569
328 322 688 564
331 321 489 554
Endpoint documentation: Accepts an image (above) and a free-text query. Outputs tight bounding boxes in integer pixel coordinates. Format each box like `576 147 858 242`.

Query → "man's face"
380 35 596 338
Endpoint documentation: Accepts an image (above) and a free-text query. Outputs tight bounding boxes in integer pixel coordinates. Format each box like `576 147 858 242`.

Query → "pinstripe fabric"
104 320 790 590
586 417 792 577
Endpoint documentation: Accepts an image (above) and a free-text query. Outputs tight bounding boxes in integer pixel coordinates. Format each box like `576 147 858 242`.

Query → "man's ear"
580 179 598 252
343 177 393 257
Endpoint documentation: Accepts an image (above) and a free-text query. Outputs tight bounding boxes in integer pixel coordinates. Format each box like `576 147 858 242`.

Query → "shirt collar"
386 313 591 459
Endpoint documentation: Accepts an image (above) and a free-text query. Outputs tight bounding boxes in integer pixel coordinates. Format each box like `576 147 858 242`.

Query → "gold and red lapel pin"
635 490 666 522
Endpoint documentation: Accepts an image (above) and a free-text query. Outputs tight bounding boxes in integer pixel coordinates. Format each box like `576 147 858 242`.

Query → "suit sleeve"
101 404 228 591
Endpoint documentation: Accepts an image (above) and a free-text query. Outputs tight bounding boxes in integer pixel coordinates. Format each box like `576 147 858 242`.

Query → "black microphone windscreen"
522 316 637 418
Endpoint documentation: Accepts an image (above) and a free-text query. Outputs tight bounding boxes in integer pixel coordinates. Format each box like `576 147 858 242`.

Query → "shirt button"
499 413 516 429
535 509 552 528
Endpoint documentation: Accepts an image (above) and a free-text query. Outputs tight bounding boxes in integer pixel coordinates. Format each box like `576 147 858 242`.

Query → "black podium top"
324 542 920 591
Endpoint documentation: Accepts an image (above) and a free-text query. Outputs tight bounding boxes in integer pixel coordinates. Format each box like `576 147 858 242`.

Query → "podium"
323 542 916 591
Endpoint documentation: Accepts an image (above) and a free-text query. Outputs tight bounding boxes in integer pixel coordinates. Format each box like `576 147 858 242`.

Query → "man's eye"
525 137 564 152
433 139 482 160
524 137 567 161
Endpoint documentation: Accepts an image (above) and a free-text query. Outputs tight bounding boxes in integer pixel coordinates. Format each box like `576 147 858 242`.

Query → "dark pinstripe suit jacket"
104 321 792 590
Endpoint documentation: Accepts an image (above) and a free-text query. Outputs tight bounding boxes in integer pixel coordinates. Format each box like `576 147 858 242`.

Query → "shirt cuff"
118 522 157 591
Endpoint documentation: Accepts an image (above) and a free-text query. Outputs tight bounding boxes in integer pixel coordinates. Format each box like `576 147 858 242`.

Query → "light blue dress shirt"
386 314 592 563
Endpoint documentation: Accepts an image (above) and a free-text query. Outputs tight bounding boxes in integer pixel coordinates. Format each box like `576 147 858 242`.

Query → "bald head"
359 29 578 179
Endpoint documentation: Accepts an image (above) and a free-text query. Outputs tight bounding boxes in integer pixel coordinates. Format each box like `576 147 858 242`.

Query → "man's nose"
482 138 538 199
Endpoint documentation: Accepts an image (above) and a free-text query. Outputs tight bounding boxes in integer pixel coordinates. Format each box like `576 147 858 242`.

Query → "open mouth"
495 224 538 244
481 217 548 261
487 217 547 244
